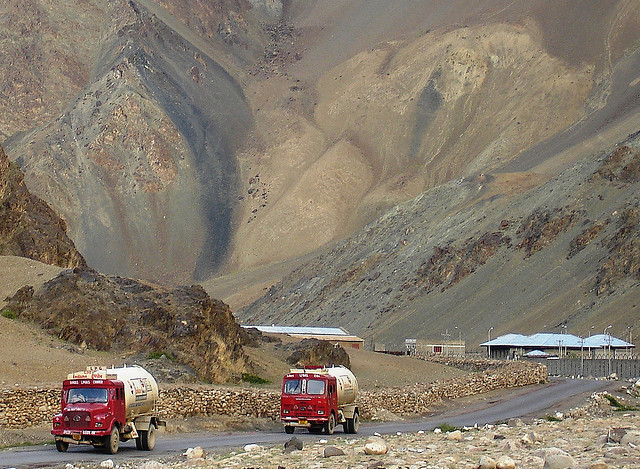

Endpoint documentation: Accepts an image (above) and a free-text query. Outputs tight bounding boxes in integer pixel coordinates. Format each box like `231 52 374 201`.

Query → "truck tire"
284 426 294 434
105 426 119 454
324 413 335 435
346 410 360 434
140 424 156 450
55 440 69 452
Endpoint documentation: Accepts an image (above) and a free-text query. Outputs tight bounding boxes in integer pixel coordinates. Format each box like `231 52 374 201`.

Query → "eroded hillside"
2 1 640 287
239 131 640 348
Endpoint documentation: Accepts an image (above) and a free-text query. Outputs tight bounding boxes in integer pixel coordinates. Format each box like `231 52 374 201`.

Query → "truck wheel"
141 424 156 450
351 411 360 434
284 426 294 434
135 435 143 450
346 411 360 434
55 440 68 452
105 426 119 454
324 413 335 435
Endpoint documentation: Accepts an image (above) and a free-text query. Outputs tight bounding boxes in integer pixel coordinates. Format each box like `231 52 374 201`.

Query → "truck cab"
52 378 128 453
52 366 162 454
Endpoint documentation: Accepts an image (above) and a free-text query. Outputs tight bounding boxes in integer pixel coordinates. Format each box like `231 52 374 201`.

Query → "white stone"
446 430 463 441
496 455 516 469
364 436 388 455
244 443 262 452
478 455 497 469
184 446 206 460
99 460 114 469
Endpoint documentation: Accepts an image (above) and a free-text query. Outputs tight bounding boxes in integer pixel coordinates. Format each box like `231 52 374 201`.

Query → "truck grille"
65 411 90 429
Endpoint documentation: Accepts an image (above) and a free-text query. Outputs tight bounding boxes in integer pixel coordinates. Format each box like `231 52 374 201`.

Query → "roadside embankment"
0 360 546 428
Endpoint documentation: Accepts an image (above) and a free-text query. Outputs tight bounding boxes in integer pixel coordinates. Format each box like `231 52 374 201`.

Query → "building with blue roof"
480 332 634 359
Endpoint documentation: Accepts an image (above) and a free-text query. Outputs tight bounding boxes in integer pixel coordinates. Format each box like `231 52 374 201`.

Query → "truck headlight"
95 422 103 427
317 410 325 415
282 409 289 414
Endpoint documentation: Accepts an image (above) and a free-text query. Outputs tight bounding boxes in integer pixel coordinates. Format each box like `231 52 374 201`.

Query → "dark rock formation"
4 267 250 383
0 144 86 269
285 339 351 369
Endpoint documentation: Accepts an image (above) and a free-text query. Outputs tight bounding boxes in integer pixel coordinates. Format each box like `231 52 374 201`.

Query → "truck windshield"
306 379 325 395
68 388 108 404
284 379 302 394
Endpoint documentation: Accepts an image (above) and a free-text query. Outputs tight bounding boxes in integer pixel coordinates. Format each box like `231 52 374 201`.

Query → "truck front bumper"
52 429 108 445
281 417 326 428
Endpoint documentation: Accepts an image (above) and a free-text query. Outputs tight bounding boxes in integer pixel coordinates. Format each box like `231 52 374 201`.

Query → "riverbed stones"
323 446 345 457
478 455 497 468
364 436 388 455
284 437 303 453
495 455 516 469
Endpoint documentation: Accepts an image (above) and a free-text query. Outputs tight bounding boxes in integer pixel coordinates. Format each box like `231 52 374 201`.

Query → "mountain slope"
3 1 640 285
239 130 640 348
0 144 86 268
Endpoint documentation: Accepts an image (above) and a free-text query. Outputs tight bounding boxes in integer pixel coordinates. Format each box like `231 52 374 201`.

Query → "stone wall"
0 360 546 429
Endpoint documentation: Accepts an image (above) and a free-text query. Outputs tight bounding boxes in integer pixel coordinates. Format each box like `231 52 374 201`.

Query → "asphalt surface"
0 377 616 468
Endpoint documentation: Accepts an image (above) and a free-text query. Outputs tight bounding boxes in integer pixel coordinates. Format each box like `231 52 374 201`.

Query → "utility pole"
605 325 612 376
488 327 494 359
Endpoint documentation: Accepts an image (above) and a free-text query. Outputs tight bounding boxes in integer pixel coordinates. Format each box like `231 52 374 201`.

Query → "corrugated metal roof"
481 332 634 349
242 325 349 336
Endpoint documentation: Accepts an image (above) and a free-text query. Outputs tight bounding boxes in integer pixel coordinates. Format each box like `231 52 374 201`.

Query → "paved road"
0 378 615 468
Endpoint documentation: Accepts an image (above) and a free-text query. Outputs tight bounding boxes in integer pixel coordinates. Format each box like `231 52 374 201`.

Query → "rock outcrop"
3 267 250 383
0 144 86 269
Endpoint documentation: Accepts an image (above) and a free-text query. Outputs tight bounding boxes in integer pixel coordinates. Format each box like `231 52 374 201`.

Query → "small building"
242 325 365 349
405 338 466 357
480 333 634 359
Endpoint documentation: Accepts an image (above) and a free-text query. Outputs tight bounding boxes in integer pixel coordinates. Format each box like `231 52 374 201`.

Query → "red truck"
52 366 164 454
280 366 359 435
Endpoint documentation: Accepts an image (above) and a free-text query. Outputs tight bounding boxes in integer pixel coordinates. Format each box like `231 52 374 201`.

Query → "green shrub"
604 393 638 411
1 309 17 320
436 423 459 433
543 414 562 422
147 351 173 360
241 373 271 385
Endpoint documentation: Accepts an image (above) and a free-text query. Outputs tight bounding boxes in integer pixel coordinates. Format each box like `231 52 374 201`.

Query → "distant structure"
405 338 466 357
481 333 634 359
242 325 365 349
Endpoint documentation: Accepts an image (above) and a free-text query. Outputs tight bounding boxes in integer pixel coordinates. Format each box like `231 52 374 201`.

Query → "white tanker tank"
325 366 358 405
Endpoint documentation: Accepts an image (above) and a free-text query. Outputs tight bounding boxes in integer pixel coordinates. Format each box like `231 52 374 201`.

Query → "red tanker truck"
52 366 165 454
280 366 359 435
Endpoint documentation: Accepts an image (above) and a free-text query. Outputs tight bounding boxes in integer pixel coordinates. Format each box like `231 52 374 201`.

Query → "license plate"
72 434 82 441
298 419 307 425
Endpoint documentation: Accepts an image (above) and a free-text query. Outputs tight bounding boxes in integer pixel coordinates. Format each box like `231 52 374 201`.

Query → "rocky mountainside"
3 267 250 383
240 131 640 348
2 1 640 352
0 144 86 269
3 1 639 284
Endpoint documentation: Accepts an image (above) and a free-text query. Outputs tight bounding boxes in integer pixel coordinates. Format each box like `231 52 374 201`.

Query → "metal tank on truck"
52 365 165 454
280 365 359 435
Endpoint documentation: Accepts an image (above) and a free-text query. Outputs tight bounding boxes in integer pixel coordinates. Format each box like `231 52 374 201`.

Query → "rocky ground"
40 388 640 469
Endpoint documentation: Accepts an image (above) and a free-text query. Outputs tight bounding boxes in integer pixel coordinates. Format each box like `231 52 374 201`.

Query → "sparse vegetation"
147 351 174 360
436 423 459 433
1 308 17 319
241 373 271 385
604 393 639 411
543 414 562 422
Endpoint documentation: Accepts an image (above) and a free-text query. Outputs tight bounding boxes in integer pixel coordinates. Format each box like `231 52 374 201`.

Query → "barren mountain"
2 1 640 351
